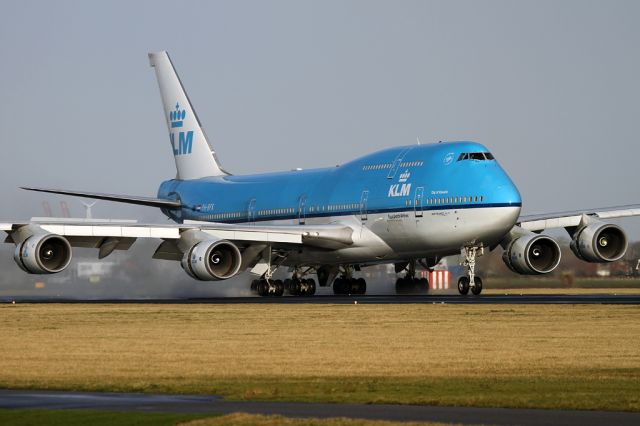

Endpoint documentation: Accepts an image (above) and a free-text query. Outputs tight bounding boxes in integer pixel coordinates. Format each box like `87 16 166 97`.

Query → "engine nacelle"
13 233 72 274
181 239 242 281
570 222 627 263
502 233 561 275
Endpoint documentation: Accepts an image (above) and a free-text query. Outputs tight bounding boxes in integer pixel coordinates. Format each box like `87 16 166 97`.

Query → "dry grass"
0 303 638 410
179 413 455 426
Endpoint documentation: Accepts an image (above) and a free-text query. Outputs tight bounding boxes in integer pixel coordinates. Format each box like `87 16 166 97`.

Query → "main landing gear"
457 245 484 296
251 277 317 297
332 266 367 295
251 278 285 297
395 259 429 294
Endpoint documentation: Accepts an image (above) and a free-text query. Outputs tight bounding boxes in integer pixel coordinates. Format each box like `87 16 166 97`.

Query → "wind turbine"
81 201 97 220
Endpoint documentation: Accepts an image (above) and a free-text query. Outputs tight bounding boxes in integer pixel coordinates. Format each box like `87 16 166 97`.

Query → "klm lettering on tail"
388 183 411 197
170 131 193 156
169 102 193 156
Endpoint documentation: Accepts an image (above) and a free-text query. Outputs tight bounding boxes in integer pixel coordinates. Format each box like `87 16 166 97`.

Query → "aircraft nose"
494 169 522 207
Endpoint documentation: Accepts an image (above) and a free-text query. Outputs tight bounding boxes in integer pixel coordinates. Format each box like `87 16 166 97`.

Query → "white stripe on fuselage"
242 205 520 266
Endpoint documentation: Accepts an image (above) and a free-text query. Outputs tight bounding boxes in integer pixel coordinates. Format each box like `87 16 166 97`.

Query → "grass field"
0 303 638 412
0 410 451 426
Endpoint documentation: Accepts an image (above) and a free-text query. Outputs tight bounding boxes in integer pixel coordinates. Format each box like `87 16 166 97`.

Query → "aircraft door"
298 195 307 225
414 187 424 218
360 190 369 221
247 198 256 224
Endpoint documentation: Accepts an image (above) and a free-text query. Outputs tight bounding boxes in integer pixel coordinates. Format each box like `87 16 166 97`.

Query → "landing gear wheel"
304 278 317 296
333 277 366 295
288 278 301 296
333 278 346 295
274 279 284 296
458 277 470 295
257 279 270 297
355 278 366 295
471 277 483 295
418 277 429 293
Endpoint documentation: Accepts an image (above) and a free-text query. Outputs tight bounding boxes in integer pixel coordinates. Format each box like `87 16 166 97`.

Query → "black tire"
290 278 301 296
396 278 408 294
333 278 345 295
355 278 366 295
349 278 358 294
305 278 317 296
258 280 269 297
471 277 483 295
250 280 259 294
418 277 429 293
274 279 284 296
458 277 470 295
284 278 292 293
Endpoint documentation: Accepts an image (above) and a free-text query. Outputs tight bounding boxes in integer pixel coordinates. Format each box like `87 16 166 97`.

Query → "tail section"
149 51 228 179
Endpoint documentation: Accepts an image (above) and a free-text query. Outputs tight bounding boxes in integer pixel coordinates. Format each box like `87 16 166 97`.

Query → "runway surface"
3 294 640 304
1 389 639 426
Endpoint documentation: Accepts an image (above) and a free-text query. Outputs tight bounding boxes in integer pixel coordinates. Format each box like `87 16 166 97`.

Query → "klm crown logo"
169 102 193 156
170 103 186 128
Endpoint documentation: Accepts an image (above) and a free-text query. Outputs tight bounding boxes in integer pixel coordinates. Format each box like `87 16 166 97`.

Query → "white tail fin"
149 51 228 179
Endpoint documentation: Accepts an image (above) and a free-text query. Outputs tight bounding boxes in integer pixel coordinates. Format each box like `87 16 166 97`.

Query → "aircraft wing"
21 187 182 209
518 204 640 232
1 218 354 259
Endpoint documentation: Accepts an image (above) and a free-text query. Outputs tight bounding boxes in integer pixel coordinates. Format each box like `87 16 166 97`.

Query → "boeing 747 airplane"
3 51 638 296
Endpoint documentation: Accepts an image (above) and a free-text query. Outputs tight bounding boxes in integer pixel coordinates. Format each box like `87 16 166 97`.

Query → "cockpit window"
457 152 495 162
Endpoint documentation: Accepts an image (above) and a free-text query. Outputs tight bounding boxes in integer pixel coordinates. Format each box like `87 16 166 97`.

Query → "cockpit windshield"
457 152 494 161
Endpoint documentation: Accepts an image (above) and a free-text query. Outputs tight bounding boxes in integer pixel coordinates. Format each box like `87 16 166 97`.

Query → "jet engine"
502 233 561 275
570 222 627 263
181 239 242 281
14 233 72 274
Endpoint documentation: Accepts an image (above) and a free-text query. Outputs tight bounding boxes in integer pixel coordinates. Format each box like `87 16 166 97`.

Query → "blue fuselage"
158 141 522 227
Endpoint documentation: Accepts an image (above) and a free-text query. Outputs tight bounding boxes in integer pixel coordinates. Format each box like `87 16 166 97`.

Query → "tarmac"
1 389 639 426
3 294 640 304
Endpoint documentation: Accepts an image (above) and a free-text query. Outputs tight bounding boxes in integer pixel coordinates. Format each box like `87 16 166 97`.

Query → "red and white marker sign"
428 270 451 290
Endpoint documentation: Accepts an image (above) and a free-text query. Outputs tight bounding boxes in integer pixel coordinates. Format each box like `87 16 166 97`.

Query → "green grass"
201 375 640 412
0 409 209 426
0 410 458 426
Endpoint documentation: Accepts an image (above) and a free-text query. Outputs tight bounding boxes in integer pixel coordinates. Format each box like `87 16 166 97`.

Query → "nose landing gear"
458 245 484 296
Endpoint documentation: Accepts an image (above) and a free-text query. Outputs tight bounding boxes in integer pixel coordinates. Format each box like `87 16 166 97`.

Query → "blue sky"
1 0 639 233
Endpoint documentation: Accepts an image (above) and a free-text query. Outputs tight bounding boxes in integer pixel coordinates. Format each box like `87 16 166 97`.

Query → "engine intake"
181 239 242 281
503 233 561 275
570 223 627 263
14 234 72 274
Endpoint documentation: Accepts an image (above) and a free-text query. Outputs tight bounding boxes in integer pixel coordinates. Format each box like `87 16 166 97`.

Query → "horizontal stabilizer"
21 187 181 209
